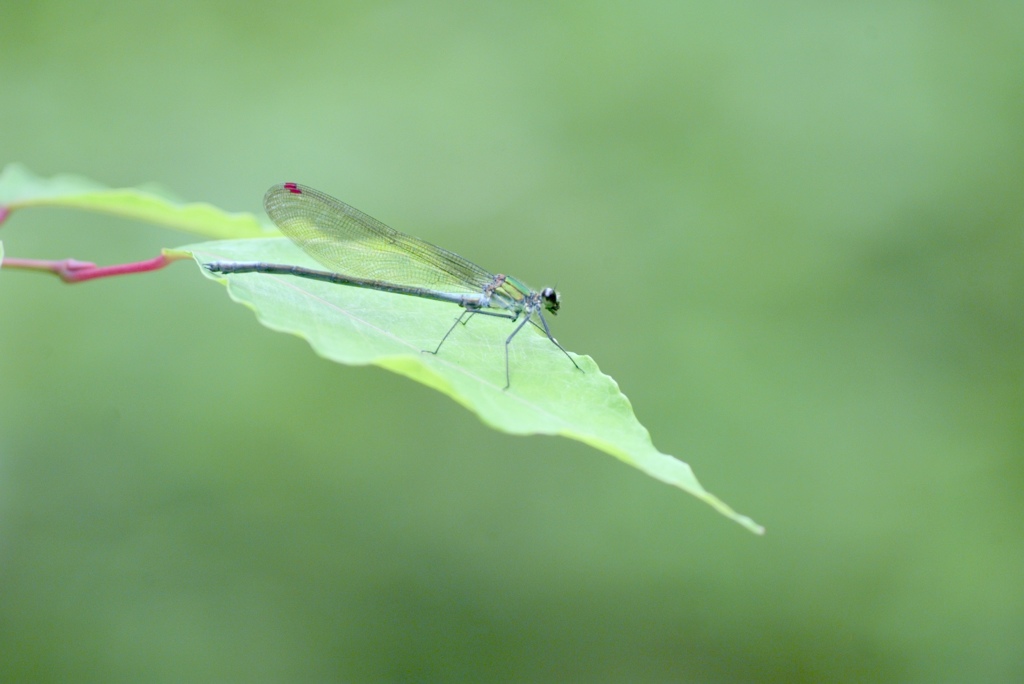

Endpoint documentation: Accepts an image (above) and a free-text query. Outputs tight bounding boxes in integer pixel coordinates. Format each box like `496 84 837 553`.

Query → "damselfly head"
541 287 560 315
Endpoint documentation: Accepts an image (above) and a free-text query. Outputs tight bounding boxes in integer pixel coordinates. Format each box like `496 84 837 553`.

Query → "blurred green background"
2 2 1022 681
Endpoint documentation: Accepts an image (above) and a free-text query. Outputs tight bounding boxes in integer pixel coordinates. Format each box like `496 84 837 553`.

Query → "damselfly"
205 183 580 388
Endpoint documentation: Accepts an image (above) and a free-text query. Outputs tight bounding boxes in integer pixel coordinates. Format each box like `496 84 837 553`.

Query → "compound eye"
541 287 560 313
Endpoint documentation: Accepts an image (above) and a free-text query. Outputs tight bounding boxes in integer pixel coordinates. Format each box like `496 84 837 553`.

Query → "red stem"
2 253 182 283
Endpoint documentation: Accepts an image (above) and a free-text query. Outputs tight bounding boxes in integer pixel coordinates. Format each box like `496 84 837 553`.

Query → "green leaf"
185 237 764 534
0 163 272 239
1 165 761 533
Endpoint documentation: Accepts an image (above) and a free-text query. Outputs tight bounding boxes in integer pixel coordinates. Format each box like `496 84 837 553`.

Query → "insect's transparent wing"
264 183 496 293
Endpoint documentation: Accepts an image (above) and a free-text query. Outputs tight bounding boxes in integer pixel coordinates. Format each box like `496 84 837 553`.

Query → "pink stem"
2 253 181 283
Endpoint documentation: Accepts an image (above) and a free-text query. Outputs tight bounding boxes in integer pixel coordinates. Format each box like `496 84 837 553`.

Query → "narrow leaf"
186 237 764 534
0 163 271 239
